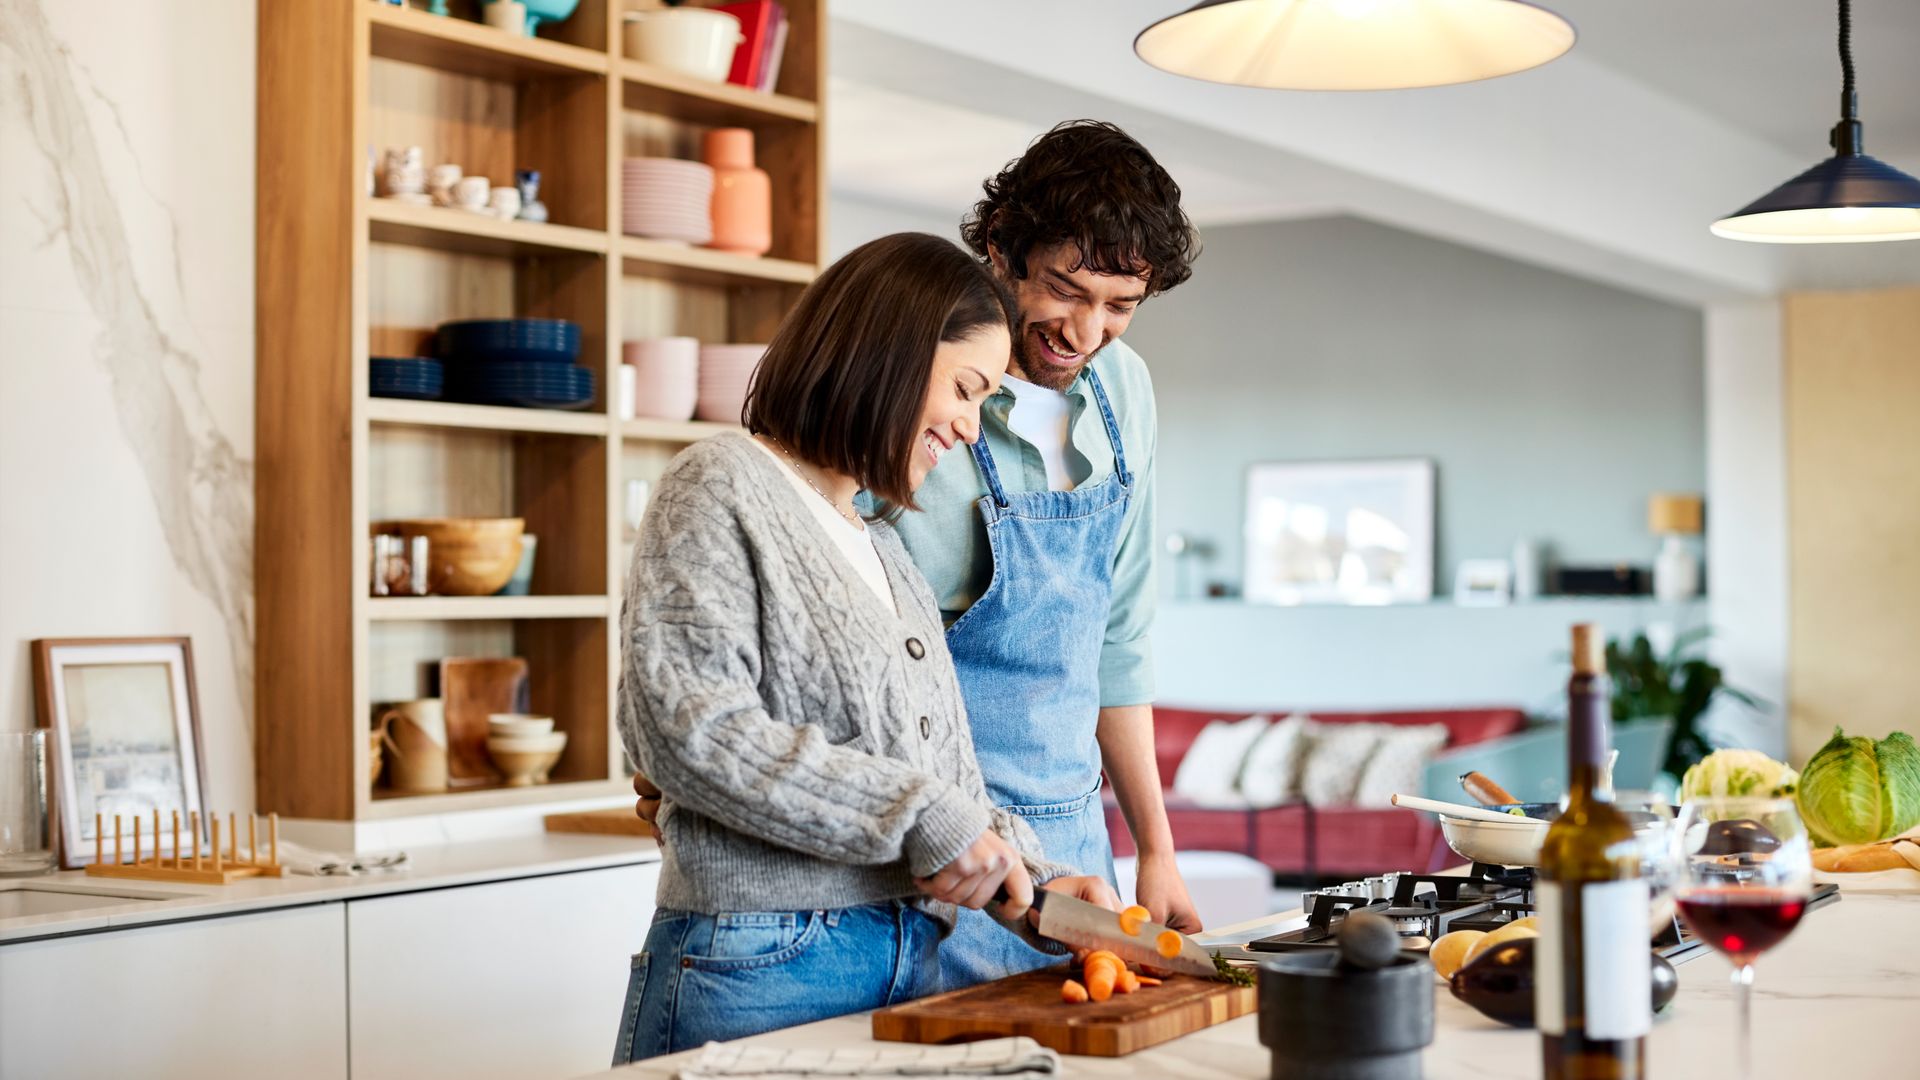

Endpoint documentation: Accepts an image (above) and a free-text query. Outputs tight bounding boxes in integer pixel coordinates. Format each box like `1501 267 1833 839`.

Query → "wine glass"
1614 791 1681 937
1674 796 1813 1080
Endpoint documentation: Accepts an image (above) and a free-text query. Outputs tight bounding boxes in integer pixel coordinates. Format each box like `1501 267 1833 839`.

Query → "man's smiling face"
991 242 1149 392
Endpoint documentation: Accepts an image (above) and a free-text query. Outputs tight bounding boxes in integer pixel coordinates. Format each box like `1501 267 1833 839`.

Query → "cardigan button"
919 717 932 739
905 638 925 660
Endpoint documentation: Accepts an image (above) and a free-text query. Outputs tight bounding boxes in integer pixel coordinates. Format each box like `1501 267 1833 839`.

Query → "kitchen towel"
277 840 410 877
677 1036 1060 1079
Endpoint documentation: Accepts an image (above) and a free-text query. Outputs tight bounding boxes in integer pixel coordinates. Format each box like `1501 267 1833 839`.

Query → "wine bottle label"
1536 879 1653 1039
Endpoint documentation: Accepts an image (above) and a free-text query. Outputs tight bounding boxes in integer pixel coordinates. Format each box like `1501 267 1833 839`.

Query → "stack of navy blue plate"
371 356 445 401
437 318 595 410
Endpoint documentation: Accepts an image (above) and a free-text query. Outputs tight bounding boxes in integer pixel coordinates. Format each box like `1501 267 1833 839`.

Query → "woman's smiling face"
908 324 1010 492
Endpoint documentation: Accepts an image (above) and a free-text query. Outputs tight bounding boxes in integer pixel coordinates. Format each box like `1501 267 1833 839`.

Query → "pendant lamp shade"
1133 0 1576 91
1712 0 1920 243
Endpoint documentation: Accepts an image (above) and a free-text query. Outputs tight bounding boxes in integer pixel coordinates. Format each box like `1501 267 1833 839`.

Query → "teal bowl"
519 0 580 37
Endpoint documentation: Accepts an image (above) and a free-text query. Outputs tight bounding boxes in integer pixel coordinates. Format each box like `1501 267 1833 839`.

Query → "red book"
716 0 778 90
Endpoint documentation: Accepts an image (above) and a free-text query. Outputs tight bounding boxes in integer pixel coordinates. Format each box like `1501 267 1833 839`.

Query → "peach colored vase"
704 128 772 257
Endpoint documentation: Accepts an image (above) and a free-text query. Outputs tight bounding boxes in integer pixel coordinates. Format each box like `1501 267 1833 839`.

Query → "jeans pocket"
684 911 824 972
611 952 652 1066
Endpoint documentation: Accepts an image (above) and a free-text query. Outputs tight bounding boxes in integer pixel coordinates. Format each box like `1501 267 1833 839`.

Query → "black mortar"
1257 950 1434 1080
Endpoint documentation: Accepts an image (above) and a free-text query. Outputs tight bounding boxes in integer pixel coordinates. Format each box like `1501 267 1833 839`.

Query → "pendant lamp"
1711 0 1920 243
1133 0 1576 92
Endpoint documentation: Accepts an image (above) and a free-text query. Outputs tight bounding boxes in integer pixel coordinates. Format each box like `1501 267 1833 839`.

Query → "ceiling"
828 80 1334 227
1556 0 1920 167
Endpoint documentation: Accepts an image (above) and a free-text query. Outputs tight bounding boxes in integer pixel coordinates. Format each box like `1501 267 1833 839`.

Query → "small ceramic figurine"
515 169 548 223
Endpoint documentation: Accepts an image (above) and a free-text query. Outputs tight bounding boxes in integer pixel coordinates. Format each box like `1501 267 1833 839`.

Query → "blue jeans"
612 901 943 1064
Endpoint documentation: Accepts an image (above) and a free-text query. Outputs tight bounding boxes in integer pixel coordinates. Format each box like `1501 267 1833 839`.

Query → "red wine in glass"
1677 887 1808 964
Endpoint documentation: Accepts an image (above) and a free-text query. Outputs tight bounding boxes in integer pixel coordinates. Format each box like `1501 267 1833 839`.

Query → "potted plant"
1606 628 1766 783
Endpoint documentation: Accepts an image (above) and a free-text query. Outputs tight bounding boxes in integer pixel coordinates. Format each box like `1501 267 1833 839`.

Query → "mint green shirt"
884 339 1158 708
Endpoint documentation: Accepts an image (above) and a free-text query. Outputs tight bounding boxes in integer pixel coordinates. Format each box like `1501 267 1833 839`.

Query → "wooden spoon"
1390 793 1547 825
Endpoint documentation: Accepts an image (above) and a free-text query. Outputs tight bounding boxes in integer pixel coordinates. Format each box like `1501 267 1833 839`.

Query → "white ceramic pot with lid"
623 8 744 83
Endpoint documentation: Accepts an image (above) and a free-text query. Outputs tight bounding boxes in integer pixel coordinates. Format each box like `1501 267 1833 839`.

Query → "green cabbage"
1680 749 1800 801
1795 727 1920 846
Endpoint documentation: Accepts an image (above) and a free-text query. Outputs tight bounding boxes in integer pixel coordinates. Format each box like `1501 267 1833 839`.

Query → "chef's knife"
989 887 1218 978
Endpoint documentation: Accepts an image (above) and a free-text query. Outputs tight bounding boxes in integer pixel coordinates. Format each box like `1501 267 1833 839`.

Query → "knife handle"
989 884 1047 910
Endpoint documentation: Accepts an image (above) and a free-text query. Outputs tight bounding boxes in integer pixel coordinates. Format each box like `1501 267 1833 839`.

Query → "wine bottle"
1538 623 1650 1079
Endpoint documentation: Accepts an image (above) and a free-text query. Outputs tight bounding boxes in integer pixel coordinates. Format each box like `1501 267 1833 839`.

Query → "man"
637 120 1203 986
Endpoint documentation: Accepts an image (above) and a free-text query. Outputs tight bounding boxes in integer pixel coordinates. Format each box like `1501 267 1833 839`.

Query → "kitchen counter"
599 887 1919 1078
0 832 660 945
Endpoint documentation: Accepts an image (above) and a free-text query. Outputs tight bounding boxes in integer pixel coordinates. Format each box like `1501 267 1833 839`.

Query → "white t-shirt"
747 438 897 615
1002 374 1076 492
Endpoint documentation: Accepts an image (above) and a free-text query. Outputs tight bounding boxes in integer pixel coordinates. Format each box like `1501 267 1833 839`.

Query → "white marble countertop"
593 887 1919 1079
0 832 661 945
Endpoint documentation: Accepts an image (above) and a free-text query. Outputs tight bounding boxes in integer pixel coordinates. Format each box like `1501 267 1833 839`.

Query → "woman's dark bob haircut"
744 232 1015 511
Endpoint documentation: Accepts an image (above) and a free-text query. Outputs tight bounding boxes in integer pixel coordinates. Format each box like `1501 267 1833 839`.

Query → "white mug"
484 1 527 36
488 185 522 221
453 175 491 211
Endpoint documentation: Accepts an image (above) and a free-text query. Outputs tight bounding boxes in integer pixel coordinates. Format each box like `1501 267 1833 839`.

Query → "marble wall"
0 0 257 806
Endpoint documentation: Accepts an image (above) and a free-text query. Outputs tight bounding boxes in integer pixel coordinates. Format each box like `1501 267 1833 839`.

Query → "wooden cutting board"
872 968 1255 1057
543 806 652 837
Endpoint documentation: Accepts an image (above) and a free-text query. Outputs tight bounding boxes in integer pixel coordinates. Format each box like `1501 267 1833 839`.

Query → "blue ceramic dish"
436 319 581 365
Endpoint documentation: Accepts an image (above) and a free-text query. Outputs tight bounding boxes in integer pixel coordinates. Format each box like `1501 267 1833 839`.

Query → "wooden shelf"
622 418 741 443
367 398 610 436
619 59 818 126
366 596 611 621
369 199 610 258
368 4 608 81
366 778 632 819
620 236 815 286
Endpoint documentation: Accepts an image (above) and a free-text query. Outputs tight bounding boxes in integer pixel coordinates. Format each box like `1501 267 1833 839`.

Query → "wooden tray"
871 968 1255 1057
544 806 652 838
436 656 528 784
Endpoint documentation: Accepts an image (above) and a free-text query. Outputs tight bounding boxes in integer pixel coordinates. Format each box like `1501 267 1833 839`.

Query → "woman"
613 232 1118 1063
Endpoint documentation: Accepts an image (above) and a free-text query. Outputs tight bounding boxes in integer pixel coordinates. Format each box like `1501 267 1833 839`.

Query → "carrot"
1117 904 1151 936
1118 969 1141 994
1086 964 1117 1002
1135 976 1163 987
1155 930 1183 959
1061 978 1089 1004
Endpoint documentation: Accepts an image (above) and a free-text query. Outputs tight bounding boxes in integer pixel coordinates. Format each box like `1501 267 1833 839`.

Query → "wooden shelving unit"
257 0 822 829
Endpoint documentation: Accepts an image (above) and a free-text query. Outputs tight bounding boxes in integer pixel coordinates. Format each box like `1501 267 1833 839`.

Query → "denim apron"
938 366 1131 987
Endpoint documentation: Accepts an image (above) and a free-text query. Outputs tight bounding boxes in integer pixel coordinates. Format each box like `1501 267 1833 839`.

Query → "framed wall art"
1243 459 1436 606
31 637 208 868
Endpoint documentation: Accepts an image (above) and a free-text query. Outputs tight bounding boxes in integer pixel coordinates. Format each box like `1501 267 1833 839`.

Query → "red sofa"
1104 706 1527 880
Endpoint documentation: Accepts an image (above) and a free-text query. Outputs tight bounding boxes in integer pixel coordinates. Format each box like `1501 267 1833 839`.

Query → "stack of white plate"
622 158 714 245
697 343 765 423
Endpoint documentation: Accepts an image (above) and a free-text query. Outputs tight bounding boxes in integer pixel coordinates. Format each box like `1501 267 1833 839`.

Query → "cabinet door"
0 904 348 1080
346 863 657 1080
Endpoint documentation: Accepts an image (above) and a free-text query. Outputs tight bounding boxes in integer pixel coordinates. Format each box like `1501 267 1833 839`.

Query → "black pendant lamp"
1712 0 1920 243
1133 0 1576 92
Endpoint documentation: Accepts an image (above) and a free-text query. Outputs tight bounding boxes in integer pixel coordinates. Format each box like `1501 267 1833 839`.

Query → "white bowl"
488 713 554 737
624 9 743 83
487 731 567 753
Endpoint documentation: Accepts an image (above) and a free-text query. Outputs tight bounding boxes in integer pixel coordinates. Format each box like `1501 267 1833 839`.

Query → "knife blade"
990 888 1217 978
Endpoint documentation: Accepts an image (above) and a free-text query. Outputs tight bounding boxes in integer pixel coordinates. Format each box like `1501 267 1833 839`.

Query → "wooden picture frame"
31 637 209 869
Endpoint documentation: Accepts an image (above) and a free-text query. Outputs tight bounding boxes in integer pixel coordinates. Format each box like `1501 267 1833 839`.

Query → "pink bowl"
624 338 699 421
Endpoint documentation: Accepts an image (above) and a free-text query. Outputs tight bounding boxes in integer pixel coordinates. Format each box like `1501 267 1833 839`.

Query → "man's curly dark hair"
961 120 1199 297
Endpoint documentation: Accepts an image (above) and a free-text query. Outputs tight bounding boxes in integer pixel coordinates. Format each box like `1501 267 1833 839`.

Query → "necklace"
764 436 862 527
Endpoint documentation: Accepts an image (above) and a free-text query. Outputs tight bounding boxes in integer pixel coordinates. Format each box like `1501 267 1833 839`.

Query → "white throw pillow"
1170 715 1270 807
1297 722 1387 807
1353 723 1452 808
1237 713 1312 807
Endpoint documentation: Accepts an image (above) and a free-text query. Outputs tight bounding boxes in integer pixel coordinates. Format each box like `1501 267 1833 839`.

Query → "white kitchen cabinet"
346 863 657 1080
0 904 348 1080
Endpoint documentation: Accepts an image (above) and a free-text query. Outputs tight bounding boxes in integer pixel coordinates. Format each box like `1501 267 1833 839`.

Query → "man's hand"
632 772 664 843
916 831 1032 916
1134 851 1203 932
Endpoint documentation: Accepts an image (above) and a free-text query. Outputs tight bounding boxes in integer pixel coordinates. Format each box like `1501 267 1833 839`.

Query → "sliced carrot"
1117 904 1151 936
1061 978 1089 1004
1135 976 1163 987
1087 966 1116 1002
1155 929 1183 959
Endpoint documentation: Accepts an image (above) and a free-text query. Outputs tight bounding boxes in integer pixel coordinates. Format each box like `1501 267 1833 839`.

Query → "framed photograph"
1453 559 1514 607
1243 459 1435 606
31 637 208 868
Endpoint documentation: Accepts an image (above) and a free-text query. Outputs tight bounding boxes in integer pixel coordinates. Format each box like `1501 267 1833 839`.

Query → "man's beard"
1012 323 1090 393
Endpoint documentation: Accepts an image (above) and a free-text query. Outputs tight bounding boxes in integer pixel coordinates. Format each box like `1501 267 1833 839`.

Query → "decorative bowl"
486 731 567 787
375 518 525 596
487 713 555 738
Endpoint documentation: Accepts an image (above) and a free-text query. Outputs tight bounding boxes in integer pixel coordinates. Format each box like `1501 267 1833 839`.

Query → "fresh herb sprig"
1212 953 1256 987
